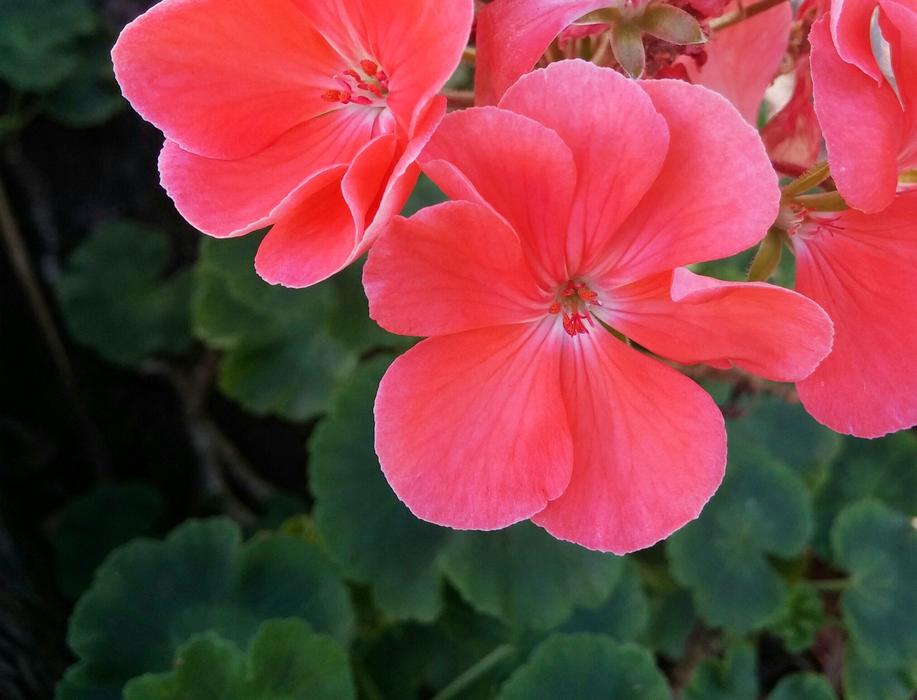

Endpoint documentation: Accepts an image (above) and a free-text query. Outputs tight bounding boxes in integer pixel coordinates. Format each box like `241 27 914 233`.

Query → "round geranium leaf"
51 482 162 598
65 518 352 695
56 221 193 368
667 455 812 633
814 435 917 558
123 619 355 700
310 357 449 622
645 589 696 659
497 634 670 700
832 500 917 666
439 524 623 631
193 235 355 421
769 673 837 700
727 395 842 487
560 562 649 641
684 643 757 700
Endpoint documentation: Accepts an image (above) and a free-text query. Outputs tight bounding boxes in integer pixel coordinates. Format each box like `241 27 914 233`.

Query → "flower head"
112 0 473 287
364 61 833 553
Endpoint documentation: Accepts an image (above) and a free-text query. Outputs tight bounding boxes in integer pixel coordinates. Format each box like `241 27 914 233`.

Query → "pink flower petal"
685 0 792 124
374 322 574 530
594 79 779 283
533 329 726 554
830 0 883 80
364 202 547 336
762 56 822 176
604 268 834 382
421 106 577 285
877 0 917 166
255 134 400 288
498 61 670 275
159 108 378 238
295 0 473 133
810 15 903 213
112 0 345 159
475 0 609 105
795 193 917 437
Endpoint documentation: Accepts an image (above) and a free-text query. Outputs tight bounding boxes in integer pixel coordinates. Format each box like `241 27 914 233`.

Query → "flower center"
549 280 602 337
322 59 390 106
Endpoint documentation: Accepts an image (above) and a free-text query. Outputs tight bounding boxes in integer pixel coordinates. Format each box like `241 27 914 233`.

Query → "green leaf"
44 36 123 127
667 455 812 633
843 644 917 700
123 619 355 700
64 519 353 695
0 0 96 92
57 221 193 367
310 357 448 622
560 562 649 641
684 643 757 700
768 673 837 700
439 523 623 631
727 394 842 487
641 3 706 44
193 234 356 421
833 500 917 666
645 588 697 659
813 434 917 558
766 582 826 654
51 482 162 598
497 634 670 700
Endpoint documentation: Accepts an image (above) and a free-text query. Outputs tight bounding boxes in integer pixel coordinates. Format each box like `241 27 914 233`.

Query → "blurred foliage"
0 0 122 136
1 7 914 695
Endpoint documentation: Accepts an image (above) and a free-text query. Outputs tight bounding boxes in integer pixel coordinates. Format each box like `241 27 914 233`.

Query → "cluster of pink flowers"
113 0 917 552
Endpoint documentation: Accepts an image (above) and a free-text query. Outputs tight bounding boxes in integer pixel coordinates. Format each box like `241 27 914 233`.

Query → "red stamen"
577 287 598 303
322 89 345 103
360 59 379 75
549 301 562 314
351 95 373 105
344 69 362 81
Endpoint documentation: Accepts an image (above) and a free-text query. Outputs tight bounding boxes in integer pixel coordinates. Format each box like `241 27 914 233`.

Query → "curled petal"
605 268 834 382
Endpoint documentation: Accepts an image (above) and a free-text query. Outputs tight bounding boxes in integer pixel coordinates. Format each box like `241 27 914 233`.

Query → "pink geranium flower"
793 192 917 437
364 61 834 553
112 0 472 287
810 0 917 212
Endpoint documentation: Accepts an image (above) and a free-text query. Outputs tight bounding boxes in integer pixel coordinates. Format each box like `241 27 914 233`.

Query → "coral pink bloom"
364 61 833 553
682 0 792 124
810 1 917 213
112 0 472 287
794 191 917 437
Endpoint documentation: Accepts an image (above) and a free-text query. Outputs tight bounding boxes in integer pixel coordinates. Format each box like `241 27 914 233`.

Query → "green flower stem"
431 644 517 700
781 161 831 200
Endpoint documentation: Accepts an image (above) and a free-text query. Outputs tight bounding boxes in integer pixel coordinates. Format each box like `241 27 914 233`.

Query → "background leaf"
56 220 193 367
